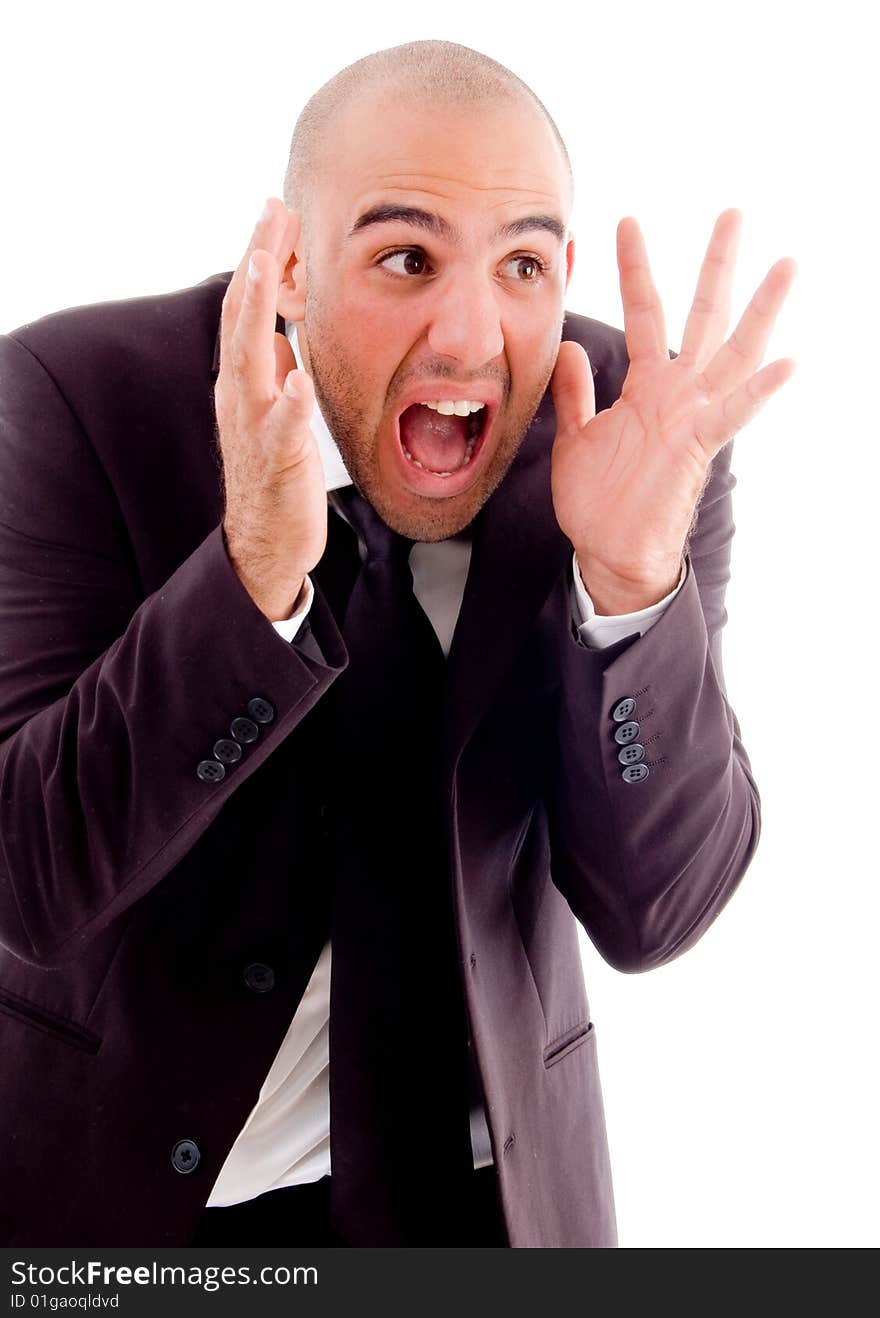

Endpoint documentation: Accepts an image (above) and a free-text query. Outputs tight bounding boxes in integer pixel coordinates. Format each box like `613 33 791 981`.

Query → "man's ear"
564 235 575 293
277 244 307 321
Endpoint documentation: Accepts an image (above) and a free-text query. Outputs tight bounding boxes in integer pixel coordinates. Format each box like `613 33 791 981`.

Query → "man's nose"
425 272 505 369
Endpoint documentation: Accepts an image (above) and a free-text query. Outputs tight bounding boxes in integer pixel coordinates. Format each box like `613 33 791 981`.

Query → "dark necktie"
334 485 446 720
314 487 476 1245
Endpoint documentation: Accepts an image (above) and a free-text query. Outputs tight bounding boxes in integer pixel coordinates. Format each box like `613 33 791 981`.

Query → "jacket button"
196 759 225 784
614 720 640 746
230 716 259 744
171 1139 201 1174
243 962 275 993
618 743 645 766
611 697 637 722
622 764 650 783
213 738 243 764
247 696 275 724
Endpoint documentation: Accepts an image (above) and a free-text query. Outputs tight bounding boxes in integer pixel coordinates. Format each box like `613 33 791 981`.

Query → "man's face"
282 91 574 541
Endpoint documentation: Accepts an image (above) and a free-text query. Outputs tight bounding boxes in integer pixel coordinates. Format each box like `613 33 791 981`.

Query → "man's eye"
503 255 546 281
379 249 429 277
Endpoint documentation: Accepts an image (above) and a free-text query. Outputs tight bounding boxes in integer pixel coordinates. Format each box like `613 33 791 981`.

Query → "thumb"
266 367 317 457
550 340 595 433
280 366 315 418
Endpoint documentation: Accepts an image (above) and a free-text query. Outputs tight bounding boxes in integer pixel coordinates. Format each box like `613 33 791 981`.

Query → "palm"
550 209 796 595
553 357 716 584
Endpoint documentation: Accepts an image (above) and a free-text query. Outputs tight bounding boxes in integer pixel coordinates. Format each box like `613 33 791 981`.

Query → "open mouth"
396 400 492 482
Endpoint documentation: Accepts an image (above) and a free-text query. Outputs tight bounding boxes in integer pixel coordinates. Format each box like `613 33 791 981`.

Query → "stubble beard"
304 320 558 543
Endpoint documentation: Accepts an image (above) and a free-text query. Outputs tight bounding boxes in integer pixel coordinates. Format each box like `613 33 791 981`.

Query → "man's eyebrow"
348 205 566 244
349 205 458 240
495 214 567 243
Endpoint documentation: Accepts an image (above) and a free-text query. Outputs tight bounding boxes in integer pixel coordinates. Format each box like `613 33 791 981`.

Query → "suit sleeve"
546 432 761 973
0 333 347 967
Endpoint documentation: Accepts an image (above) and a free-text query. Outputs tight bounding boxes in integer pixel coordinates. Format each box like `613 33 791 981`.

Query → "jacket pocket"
0 986 101 1054
543 1018 594 1068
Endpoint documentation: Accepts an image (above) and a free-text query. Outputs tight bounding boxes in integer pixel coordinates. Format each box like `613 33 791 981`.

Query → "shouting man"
0 40 795 1247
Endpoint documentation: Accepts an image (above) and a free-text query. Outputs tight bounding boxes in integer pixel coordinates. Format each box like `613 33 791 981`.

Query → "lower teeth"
402 439 476 475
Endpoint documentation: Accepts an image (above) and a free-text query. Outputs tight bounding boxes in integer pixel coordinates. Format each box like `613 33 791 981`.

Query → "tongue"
400 404 469 472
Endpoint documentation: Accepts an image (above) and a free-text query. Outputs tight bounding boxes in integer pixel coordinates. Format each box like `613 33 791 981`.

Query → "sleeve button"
247 697 275 724
614 720 640 746
213 738 243 764
196 759 226 784
230 716 259 744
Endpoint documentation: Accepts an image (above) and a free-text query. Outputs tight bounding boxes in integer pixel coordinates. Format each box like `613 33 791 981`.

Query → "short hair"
282 40 572 236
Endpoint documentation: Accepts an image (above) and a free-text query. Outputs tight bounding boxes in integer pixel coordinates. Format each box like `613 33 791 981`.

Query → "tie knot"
336 486 413 565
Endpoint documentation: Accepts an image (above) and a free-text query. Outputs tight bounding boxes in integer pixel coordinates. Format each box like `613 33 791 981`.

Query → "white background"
2 0 876 1247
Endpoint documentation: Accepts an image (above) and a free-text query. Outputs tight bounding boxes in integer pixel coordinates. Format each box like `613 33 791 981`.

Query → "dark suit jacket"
0 271 760 1247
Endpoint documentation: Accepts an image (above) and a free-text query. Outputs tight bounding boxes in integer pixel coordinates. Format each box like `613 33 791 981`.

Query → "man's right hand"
215 197 327 622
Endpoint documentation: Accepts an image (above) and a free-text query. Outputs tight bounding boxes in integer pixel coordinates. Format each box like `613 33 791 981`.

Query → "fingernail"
247 255 259 282
261 198 274 223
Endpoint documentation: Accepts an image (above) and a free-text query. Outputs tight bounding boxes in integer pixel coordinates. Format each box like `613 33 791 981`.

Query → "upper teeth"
422 400 485 417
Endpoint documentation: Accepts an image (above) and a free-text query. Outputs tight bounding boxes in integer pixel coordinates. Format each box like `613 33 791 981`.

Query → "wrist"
266 577 308 623
245 573 307 624
575 554 683 615
224 525 308 623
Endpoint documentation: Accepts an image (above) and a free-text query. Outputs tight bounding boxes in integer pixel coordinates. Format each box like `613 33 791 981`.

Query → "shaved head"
282 40 573 241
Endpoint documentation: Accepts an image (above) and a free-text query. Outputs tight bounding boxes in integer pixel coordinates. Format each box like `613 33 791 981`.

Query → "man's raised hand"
550 209 797 615
215 197 327 622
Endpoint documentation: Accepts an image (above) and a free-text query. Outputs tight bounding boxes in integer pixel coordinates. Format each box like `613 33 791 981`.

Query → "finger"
219 199 300 373
678 208 742 369
617 217 668 362
698 257 798 399
229 249 285 415
219 199 285 367
694 357 797 459
550 340 596 433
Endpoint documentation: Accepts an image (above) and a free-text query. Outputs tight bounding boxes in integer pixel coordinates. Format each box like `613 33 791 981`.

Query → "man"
0 40 794 1247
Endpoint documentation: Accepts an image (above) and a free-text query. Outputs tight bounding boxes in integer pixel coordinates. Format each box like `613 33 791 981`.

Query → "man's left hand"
550 209 797 615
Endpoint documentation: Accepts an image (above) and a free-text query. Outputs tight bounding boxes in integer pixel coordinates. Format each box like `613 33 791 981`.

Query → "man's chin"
360 481 482 543
368 444 520 542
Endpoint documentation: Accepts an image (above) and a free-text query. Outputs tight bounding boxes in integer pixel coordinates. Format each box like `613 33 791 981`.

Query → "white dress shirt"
206 324 687 1206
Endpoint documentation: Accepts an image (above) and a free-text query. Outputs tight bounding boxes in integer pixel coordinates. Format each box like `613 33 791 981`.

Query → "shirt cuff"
270 575 315 643
570 551 688 649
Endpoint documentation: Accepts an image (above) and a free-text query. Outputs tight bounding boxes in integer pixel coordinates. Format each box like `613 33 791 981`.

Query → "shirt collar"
285 320 353 493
